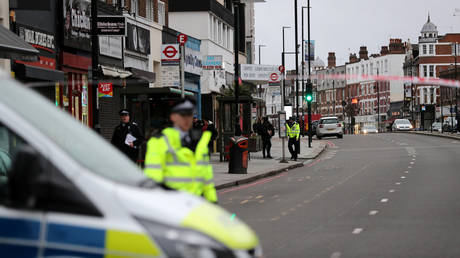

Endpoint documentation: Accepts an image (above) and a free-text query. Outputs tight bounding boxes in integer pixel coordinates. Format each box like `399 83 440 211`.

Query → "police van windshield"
0 76 148 186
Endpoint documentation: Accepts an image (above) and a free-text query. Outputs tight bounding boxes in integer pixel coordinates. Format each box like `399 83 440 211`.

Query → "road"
219 133 460 257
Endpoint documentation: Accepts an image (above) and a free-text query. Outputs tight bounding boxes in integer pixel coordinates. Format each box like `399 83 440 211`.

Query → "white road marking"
331 252 342 258
352 228 363 234
381 198 389 203
410 162 414 164
408 166 412 169
395 182 401 185
405 171 409 174
401 176 406 179
389 189 395 193
406 147 417 156
369 210 379 215
412 158 416 161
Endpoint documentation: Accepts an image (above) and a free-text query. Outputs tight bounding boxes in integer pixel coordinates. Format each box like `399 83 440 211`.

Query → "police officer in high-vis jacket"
143 99 217 203
286 117 300 161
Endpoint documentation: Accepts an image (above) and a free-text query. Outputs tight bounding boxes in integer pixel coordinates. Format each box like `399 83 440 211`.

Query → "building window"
158 1 165 26
131 0 139 16
384 60 388 73
430 88 434 104
146 0 153 21
218 21 222 45
423 88 427 104
214 18 218 42
429 65 434 77
429 44 434 55
209 15 213 38
422 44 427 55
423 65 427 77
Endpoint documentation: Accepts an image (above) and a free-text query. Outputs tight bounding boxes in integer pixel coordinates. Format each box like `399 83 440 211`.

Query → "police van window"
0 123 27 201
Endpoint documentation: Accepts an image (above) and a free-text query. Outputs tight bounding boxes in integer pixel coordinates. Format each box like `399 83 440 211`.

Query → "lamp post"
257 44 266 65
301 6 307 136
294 0 299 120
233 0 240 135
256 44 266 98
282 26 290 107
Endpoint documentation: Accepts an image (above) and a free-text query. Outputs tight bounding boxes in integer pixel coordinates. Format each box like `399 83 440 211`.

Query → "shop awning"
0 24 38 62
101 65 132 79
15 63 64 82
126 67 156 83
125 85 194 96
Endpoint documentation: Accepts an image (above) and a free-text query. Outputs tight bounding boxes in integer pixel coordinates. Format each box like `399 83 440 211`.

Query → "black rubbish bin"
228 136 249 174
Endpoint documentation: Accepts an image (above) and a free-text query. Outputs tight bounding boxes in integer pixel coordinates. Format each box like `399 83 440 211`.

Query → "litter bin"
228 136 249 174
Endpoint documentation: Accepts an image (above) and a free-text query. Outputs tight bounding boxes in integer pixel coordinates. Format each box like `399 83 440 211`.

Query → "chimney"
349 53 358 63
380 46 389 56
389 38 405 54
327 52 336 68
359 46 368 60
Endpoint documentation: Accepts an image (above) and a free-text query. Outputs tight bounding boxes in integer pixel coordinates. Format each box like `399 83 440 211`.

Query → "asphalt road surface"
219 133 460 258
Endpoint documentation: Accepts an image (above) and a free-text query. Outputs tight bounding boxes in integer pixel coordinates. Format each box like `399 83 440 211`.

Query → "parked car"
316 117 343 139
361 125 378 134
392 119 413 131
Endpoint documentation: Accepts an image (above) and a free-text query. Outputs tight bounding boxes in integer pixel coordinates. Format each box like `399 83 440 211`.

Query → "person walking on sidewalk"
111 109 144 163
287 117 300 161
143 99 217 203
260 116 274 159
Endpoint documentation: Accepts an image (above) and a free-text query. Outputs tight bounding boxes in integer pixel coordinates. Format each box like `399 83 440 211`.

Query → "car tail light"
319 125 324 128
337 123 341 127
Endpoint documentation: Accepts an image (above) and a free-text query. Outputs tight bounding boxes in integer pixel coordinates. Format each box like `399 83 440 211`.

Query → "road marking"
381 198 389 203
412 158 416 161
405 171 409 174
369 210 379 216
270 216 280 221
408 166 412 169
352 228 363 234
406 147 416 156
401 176 406 179
281 212 288 216
412 155 416 158
331 252 342 258
240 200 249 204
258 200 265 203
255 195 263 199
410 162 414 164
389 189 395 193
395 182 401 185
297 204 303 208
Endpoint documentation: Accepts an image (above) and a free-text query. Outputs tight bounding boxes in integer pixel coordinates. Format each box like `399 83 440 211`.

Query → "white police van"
0 72 261 258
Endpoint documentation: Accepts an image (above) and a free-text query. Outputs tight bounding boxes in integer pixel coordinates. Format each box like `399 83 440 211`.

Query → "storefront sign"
161 44 180 63
203 55 223 70
184 46 202 76
18 25 55 51
63 0 91 51
98 82 113 98
97 16 126 36
126 23 150 55
99 36 122 59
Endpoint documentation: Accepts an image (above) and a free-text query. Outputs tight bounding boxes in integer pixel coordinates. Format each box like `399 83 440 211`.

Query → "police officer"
143 99 217 203
111 109 144 162
287 117 300 161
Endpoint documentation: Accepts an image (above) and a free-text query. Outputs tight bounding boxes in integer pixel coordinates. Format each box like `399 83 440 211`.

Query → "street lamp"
256 44 266 98
294 0 299 121
257 44 266 65
282 26 290 107
301 6 307 136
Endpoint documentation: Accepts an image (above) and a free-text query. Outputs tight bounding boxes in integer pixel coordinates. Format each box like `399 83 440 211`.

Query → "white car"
0 73 261 258
392 119 414 131
361 125 378 134
316 117 343 139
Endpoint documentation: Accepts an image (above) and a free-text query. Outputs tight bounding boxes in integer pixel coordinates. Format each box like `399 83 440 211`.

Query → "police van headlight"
137 217 232 258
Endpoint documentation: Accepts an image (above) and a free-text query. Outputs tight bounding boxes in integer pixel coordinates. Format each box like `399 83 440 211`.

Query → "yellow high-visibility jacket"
144 128 217 203
286 122 300 140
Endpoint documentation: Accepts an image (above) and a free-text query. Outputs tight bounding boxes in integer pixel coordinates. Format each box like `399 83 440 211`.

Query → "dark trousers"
288 137 298 159
262 138 272 157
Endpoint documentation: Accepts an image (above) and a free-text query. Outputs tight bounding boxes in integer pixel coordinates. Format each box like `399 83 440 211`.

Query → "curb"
215 143 327 190
407 131 460 141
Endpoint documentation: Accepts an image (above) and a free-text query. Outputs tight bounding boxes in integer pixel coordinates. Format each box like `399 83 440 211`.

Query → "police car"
0 72 261 258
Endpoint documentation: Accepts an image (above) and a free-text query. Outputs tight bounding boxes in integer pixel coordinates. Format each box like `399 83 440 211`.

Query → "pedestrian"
253 117 262 135
259 116 274 159
111 109 144 163
203 119 218 156
287 117 300 161
143 99 217 203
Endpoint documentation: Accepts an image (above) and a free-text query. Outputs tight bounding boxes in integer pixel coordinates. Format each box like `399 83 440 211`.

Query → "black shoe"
267 156 273 159
294 157 297 161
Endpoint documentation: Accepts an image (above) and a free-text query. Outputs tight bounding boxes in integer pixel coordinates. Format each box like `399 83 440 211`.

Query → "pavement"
219 133 460 257
409 130 460 140
211 137 327 190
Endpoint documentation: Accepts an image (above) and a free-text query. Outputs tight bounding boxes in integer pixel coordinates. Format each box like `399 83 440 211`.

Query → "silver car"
392 119 414 131
361 125 378 134
316 117 343 139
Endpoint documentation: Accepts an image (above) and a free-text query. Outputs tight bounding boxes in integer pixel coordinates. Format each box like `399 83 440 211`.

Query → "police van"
0 73 261 258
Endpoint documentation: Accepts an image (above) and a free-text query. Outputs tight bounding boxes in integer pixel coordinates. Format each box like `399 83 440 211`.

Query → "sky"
254 0 460 69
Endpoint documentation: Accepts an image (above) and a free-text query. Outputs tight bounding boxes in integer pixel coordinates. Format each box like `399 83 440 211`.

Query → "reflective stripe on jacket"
286 122 300 140
144 128 217 202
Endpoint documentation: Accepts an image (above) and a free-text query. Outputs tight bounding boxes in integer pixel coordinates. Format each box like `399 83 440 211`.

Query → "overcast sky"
254 0 460 69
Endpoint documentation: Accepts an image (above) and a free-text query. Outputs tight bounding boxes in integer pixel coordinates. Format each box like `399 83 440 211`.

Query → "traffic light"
305 84 313 102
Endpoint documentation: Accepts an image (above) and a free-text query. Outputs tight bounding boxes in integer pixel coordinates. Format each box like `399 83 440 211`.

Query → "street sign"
270 72 280 82
97 16 126 36
161 44 180 62
98 82 113 98
279 65 285 73
178 33 188 46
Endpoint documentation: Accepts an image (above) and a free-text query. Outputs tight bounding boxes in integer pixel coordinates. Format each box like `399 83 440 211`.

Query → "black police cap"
171 99 196 115
119 109 130 116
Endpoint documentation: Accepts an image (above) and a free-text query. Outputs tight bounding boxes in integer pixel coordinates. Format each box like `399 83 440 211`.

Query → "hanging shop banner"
305 40 315 62
126 23 150 55
97 16 126 36
184 46 202 76
203 55 223 70
98 82 113 98
63 0 91 51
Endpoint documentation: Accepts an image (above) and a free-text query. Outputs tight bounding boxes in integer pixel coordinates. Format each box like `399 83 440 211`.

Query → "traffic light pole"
91 0 100 133
306 0 312 148
294 0 299 120
233 1 240 136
